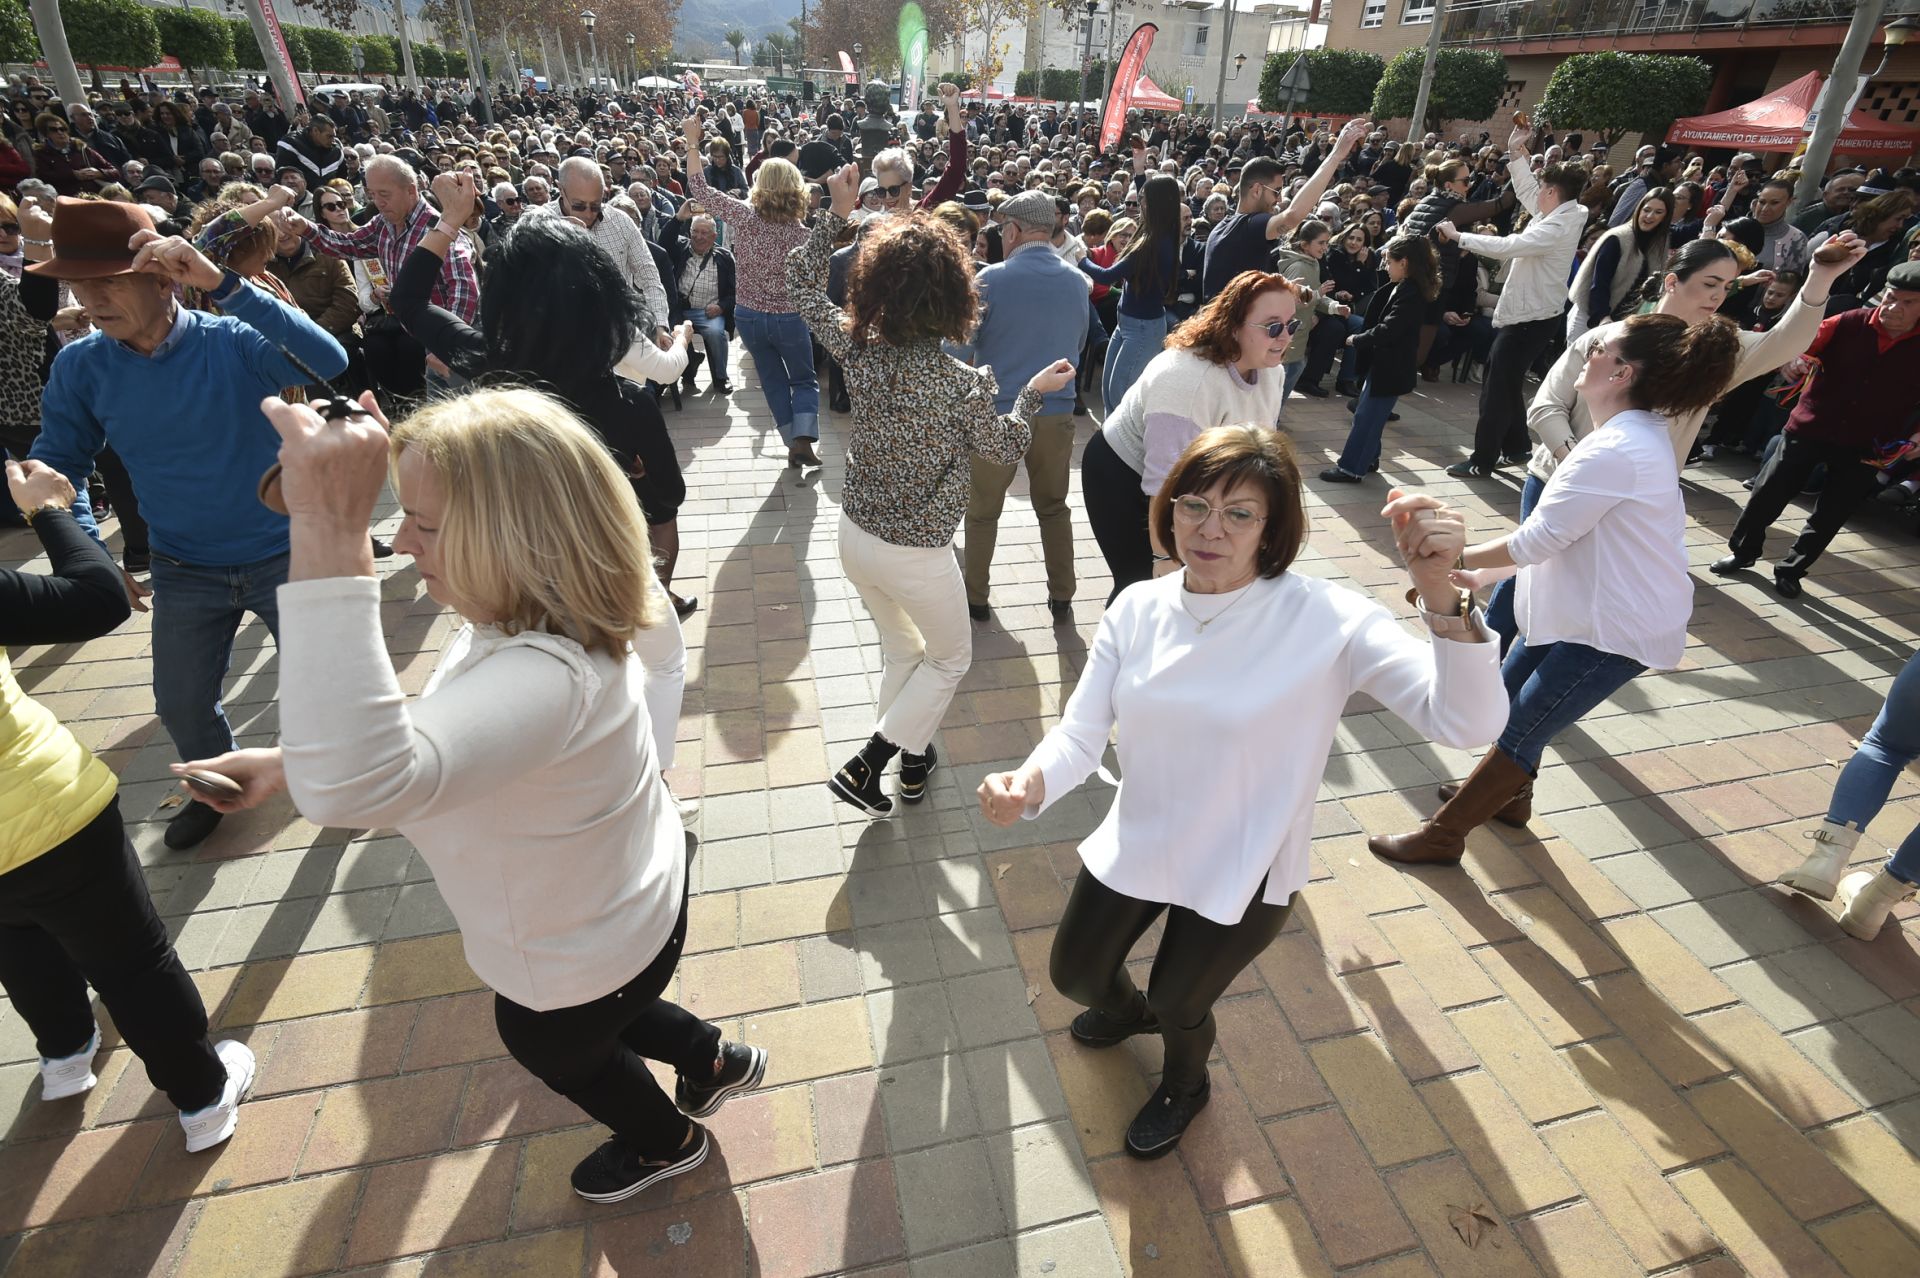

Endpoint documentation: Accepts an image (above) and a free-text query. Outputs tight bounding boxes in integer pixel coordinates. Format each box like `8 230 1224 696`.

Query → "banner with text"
258 0 304 106
1099 23 1158 152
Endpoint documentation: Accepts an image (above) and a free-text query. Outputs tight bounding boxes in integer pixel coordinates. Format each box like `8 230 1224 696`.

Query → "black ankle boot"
828 734 899 816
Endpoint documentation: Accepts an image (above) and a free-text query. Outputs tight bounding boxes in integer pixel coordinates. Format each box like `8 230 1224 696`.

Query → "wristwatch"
1405 586 1479 635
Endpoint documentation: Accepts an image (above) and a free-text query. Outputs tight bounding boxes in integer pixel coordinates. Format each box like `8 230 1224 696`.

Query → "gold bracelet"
20 503 68 526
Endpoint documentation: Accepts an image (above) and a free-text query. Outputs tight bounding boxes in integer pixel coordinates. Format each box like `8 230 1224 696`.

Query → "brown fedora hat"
26 197 156 281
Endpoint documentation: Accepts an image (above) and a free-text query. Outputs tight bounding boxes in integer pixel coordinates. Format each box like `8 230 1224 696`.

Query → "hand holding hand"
128 229 224 291
260 391 392 528
1448 566 1513 592
1382 488 1468 609
6 458 75 514
170 747 286 814
1434 220 1460 242
977 768 1042 827
265 183 299 209
1027 358 1077 396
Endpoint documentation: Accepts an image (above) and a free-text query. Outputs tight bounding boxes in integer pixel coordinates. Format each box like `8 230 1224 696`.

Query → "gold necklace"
1179 573 1256 633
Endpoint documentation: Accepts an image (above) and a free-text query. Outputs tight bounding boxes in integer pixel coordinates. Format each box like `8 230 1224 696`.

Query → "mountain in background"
674 0 802 62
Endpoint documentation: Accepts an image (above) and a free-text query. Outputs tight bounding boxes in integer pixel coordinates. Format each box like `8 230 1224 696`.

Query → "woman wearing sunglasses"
1081 271 1304 604
1319 235 1441 483
980 425 1504 1158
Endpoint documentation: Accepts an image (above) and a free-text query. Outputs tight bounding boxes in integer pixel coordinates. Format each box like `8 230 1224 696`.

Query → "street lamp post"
1793 3 1904 214
581 9 599 91
626 32 636 91
1079 1 1098 133
852 41 862 88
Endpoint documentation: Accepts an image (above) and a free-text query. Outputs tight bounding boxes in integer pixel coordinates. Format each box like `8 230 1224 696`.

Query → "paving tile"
1470 940 1614 1047
811 1069 885 1166
1046 1028 1150 1159
930 907 1018 977
1088 1153 1230 1278
960 1038 1069 1132
1561 1035 1724 1172
1295 880 1397 974
1541 1112 1715 1269
359 933 485 1006
1417 1071 1577 1217
1491 886 1626 979
1343 963 1479 1080
0 1203 195 1278
175 1172 361 1276
452 1057 587 1145
1670 1161 1843 1278
0 1119 165 1231
1686 1077 1867 1220
795 934 865 1003
1210 995 1329 1119
346 1145 519 1267
742 997 876 1085
736 878 851 944
1173 1062 1288 1213
983 1117 1098 1231
299 1067 468 1174
677 942 804 1021
1267 1107 1416 1268
131 1091 319 1205
1372 910 1500 1008
403 992 505 1072
1509 1202 1639 1278
1810 1115 1920 1235
1694 1006 1861 1127
584 1192 742 1276
890 1137 1004 1257
743 1159 907 1277
1251 930 1369 1039
877 1054 979 1152
1811 1209 1920 1278
219 945 375 1027
1386 1155 1537 1278
946 969 1042 1049
1448 1000 1595 1123
1307 1034 1448 1166
1785 1020 1920 1108
254 1003 415 1096
1211 1197 1332 1278
1585 971 1733 1086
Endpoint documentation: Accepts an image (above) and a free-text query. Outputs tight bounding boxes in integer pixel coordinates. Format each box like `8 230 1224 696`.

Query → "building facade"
1323 0 1920 161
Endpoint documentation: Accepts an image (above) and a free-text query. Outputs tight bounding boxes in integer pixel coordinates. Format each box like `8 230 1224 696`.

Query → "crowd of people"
4 64 1919 1197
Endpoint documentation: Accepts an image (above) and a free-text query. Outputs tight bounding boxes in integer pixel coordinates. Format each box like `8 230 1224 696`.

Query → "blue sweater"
33 280 348 566
1080 238 1180 320
960 243 1091 416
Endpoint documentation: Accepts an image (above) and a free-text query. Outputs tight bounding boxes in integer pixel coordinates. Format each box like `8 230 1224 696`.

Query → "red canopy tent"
1131 75 1184 113
1666 71 1919 157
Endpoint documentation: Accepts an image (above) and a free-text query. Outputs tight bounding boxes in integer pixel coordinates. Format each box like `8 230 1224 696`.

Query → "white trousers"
837 512 972 755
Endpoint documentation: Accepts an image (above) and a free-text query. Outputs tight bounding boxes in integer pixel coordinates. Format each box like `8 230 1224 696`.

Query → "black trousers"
1050 868 1294 1093
1468 316 1562 467
0 800 224 1111
1082 431 1153 605
1728 433 1882 578
492 880 721 1159
362 319 427 403
1300 312 1345 389
94 447 148 559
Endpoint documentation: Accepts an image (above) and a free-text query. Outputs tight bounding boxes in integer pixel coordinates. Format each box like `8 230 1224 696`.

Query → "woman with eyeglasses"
1081 271 1305 604
979 424 1504 1158
1399 150 1517 374
679 111 820 467
30 114 112 197
1321 236 1441 483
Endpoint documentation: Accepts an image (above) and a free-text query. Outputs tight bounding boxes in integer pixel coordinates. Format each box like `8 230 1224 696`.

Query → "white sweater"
277 577 688 1012
1020 571 1508 922
1101 348 1290 496
1455 163 1588 327
1508 409 1690 671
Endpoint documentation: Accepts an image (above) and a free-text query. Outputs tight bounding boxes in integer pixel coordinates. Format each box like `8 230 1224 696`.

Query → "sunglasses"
500 197 522 207
567 199 604 214
318 200 344 212
0 222 18 234
876 181 909 198
1258 318 1304 339
44 125 67 134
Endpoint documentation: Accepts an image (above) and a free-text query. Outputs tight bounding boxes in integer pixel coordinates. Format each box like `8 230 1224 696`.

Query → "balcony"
1439 0 1920 48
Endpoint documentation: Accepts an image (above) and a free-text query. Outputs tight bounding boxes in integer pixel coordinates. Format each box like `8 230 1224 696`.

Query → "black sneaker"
828 753 892 816
675 1041 767 1118
163 799 224 851
1069 997 1159 1048
1295 382 1329 398
898 745 937 804
370 537 395 559
1502 452 1531 467
1125 1077 1211 1159
713 380 733 395
1445 460 1495 478
570 1125 709 1203
123 550 151 573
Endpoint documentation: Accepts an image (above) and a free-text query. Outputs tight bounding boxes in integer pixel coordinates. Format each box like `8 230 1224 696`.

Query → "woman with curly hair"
680 112 819 466
1080 270 1305 602
789 164 1074 817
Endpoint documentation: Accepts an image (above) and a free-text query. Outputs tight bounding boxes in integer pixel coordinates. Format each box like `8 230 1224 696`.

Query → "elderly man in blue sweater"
28 198 349 851
958 189 1091 623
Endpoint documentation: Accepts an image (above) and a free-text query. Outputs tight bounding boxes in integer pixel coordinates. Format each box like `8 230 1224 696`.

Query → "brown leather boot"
1436 778 1533 827
1369 748 1534 866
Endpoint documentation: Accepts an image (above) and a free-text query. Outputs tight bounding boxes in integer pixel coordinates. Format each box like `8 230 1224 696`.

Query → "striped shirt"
308 198 479 323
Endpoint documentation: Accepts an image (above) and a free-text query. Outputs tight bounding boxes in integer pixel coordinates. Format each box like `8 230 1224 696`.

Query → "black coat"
660 220 737 334
1348 279 1424 399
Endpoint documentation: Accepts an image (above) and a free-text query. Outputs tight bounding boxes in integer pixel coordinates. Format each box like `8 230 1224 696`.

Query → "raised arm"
787 168 858 363
916 84 969 210
1271 117 1371 240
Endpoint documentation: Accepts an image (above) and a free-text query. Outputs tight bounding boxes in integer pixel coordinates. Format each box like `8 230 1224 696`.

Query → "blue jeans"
677 307 730 385
1334 314 1364 387
1281 359 1307 416
734 305 819 444
1495 634 1646 774
1102 311 1169 410
1486 472 1546 650
149 550 286 764
1828 648 1920 884
1333 375 1398 476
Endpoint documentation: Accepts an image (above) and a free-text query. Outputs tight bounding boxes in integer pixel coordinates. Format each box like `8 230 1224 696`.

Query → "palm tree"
724 27 746 67
761 32 789 76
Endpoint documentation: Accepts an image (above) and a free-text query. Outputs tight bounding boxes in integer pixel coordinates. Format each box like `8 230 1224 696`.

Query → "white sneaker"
180 1039 256 1153
39 1025 101 1101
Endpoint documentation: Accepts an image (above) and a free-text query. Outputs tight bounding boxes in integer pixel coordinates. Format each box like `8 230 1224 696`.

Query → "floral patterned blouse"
686 167 809 314
788 210 1040 550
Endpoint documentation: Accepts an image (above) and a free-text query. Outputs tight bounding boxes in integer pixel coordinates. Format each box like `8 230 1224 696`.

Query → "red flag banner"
1099 23 1158 152
258 0 304 106
838 51 858 86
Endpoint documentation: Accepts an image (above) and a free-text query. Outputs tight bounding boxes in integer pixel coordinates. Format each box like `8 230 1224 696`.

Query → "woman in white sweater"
173 387 760 1206
980 426 1506 1156
1080 273 1302 603
1369 312 1742 864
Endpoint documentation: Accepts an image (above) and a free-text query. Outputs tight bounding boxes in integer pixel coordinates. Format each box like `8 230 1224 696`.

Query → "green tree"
154 7 235 74
64 0 163 73
279 25 310 71
1260 48 1382 117
358 34 397 76
302 25 354 74
1536 51 1713 150
724 27 746 66
414 42 445 78
1 0 40 65
1371 47 1506 134
224 16 259 69
443 46 467 78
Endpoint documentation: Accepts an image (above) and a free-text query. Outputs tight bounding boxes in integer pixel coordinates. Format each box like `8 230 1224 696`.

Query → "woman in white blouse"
1369 312 1742 864
978 426 1506 1157
171 388 760 1206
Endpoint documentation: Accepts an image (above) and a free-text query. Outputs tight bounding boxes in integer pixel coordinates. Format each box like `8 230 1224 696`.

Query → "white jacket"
1456 163 1588 328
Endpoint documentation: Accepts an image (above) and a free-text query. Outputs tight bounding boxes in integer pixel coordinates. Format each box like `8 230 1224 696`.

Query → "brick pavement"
2 352 1919 1277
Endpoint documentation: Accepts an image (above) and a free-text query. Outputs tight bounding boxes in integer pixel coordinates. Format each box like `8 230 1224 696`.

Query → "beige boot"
1835 868 1917 941
1778 820 1862 901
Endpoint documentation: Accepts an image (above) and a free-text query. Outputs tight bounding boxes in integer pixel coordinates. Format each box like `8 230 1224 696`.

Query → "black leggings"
1050 868 1294 1093
492 880 721 1159
1082 431 1153 606
0 800 224 1111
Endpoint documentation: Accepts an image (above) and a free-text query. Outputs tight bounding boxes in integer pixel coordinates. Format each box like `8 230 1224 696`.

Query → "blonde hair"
390 388 665 656
748 157 807 224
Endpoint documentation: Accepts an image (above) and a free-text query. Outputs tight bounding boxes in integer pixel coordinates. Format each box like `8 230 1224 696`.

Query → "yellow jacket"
0 650 117 875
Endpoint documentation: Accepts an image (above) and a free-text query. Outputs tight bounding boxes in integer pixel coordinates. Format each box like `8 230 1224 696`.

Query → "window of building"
1184 20 1210 58
1402 0 1435 21
1361 0 1387 28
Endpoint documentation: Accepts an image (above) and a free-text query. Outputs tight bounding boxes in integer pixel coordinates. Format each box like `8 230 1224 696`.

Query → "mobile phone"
182 770 244 799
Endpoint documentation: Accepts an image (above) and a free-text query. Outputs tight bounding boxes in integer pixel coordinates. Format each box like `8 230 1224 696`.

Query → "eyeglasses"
500 197 522 207
318 200 344 212
1172 496 1267 531
876 181 908 198
45 124 67 134
566 199 604 214
0 223 19 235
1258 318 1304 339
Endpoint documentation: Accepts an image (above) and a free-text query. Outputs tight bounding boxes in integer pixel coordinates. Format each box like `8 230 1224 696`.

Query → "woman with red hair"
1081 270 1305 603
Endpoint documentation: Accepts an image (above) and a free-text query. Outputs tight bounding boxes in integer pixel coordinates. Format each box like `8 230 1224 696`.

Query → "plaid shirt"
309 199 479 323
